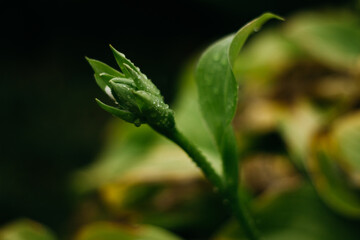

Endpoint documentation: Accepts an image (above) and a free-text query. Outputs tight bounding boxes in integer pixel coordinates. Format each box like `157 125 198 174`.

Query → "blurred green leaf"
233 30 303 83
279 101 322 169
309 132 360 218
286 11 360 71
214 184 359 240
332 111 360 175
75 222 182 240
72 123 158 193
0 219 56 240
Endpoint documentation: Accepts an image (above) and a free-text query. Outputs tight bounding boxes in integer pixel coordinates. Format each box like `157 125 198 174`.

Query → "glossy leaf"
195 13 283 144
195 13 283 187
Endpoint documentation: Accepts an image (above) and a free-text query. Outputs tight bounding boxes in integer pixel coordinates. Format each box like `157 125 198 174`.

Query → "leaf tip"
109 44 122 56
263 12 285 21
95 98 102 104
85 56 94 64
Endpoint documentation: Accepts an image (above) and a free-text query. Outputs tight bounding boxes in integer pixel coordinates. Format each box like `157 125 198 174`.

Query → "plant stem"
160 126 260 240
226 189 260 240
163 127 225 192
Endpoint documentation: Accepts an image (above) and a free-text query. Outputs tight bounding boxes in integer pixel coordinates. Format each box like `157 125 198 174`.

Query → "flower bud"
87 46 175 132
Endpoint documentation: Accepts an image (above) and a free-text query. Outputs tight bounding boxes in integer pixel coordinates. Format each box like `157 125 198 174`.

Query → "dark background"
0 0 352 236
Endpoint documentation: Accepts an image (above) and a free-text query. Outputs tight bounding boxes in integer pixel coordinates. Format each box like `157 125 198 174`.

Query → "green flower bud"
123 63 161 97
109 81 139 113
87 46 175 131
110 77 136 88
133 90 175 130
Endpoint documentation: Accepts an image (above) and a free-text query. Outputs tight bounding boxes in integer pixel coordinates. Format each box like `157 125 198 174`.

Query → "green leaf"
309 132 360 218
279 101 322 170
0 219 57 240
72 122 157 193
214 184 360 240
75 222 182 240
195 13 283 187
195 12 283 144
332 112 360 174
86 57 124 92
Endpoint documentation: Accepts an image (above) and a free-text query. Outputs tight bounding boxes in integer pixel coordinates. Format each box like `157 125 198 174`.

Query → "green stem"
162 127 225 192
158 126 260 240
226 189 260 240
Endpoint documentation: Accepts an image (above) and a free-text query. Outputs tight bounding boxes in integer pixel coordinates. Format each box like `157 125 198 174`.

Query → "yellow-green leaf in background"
286 11 360 72
213 184 359 240
308 131 360 218
0 219 56 240
279 101 322 170
75 222 182 240
332 111 360 179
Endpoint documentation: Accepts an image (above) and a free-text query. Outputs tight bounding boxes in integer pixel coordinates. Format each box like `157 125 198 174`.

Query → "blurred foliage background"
1 0 360 239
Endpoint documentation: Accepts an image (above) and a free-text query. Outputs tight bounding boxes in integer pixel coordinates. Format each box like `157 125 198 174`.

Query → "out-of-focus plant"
233 10 360 220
